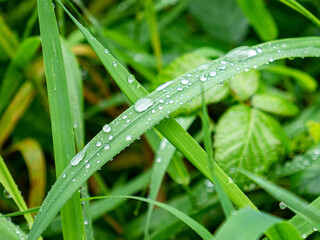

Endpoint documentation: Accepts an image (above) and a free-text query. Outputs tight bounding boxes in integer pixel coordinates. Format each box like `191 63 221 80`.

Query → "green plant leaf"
307 121 320 143
214 208 282 240
189 0 248 44
0 213 27 240
264 221 301 240
214 105 284 185
251 93 299 117
229 69 259 100
236 0 278 41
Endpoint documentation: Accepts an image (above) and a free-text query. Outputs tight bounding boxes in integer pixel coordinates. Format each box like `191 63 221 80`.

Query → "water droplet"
181 78 189 85
176 87 183 91
127 74 135 83
256 47 262 53
156 81 174 91
104 143 110 150
279 202 287 210
84 220 88 225
112 61 118 67
209 71 216 77
134 97 154 113
126 135 132 141
63 173 66 178
85 163 91 169
109 135 113 140
198 64 209 70
200 74 207 81
104 49 109 54
3 189 11 198
71 150 86 166
96 141 102 147
103 124 112 133
72 178 76 182
301 234 307 239
225 46 257 62
156 157 161 163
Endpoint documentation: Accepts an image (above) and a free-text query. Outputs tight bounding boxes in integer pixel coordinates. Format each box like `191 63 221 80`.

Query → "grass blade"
279 0 320 28
0 155 34 227
37 0 85 238
0 213 27 240
144 116 195 239
239 169 320 231
0 14 19 58
10 139 46 208
214 208 282 240
85 195 213 240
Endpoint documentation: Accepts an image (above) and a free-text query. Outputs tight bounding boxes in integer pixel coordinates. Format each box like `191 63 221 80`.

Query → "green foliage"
1 0 320 239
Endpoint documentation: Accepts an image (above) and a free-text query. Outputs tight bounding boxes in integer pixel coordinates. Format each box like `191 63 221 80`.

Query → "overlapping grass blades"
29 32 320 239
37 0 85 239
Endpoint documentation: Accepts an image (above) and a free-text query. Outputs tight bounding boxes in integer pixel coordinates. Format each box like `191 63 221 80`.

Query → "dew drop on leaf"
156 81 174 92
134 97 154 113
3 189 11 198
225 46 257 62
71 150 86 166
127 74 135 83
279 202 287 210
103 124 112 133
126 135 132 141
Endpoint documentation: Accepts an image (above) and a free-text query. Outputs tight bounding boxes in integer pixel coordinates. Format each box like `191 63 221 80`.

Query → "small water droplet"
109 135 114 140
63 173 66 178
200 74 207 81
156 81 174 91
85 163 90 169
104 49 109 54
96 141 102 147
301 234 307 239
103 124 112 133
126 135 132 141
156 157 161 163
127 74 135 83
84 220 88 225
279 202 287 210
72 178 76 182
112 61 118 67
3 189 11 198
104 143 110 150
134 97 154 113
209 71 216 77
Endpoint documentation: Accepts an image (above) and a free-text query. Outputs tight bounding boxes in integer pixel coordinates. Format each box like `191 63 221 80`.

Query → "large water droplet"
134 97 154 113
225 46 257 62
156 81 174 92
71 150 86 166
103 124 111 133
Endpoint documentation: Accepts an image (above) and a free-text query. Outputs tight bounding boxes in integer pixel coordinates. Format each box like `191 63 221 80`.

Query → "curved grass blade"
144 116 195 239
0 207 40 218
30 8 320 238
0 155 34 227
10 139 46 208
266 222 301 240
37 0 85 238
0 213 27 240
239 169 320 231
85 195 213 240
57 0 255 211
214 208 282 240
279 0 320 28
0 14 19 58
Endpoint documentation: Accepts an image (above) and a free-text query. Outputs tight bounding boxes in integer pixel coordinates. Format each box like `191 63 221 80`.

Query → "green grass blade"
201 93 234 218
37 0 85 239
236 0 278 40
0 213 27 240
214 208 282 240
279 0 320 28
85 195 213 240
0 14 19 58
144 116 195 239
239 169 320 231
0 36 41 115
0 155 34 227
145 0 162 71
0 207 40 218
266 222 301 240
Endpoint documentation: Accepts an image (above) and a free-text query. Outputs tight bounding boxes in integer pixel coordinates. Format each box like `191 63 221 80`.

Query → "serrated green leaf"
252 93 299 117
229 69 259 100
214 105 283 184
